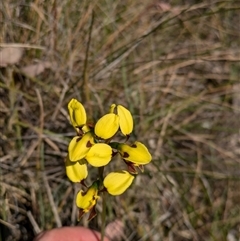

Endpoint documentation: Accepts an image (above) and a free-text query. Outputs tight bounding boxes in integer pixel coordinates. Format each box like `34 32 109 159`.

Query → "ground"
0 1 240 240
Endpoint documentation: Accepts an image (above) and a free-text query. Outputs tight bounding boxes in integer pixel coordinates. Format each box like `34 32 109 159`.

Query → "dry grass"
0 0 240 240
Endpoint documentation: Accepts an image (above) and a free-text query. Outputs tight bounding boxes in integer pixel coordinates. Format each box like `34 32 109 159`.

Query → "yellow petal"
85 143 112 167
76 182 99 212
117 105 133 136
103 170 134 195
109 104 116 113
82 124 90 133
68 132 94 162
65 155 88 182
119 141 152 165
68 99 87 127
94 113 119 139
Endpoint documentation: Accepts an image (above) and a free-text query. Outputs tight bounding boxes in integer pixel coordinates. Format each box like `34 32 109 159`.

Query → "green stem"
101 192 106 241
109 142 120 149
98 166 106 241
98 166 104 182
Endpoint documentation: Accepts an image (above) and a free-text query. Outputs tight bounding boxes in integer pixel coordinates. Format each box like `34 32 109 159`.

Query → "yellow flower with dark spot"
86 143 112 167
68 98 87 128
118 141 152 165
103 170 134 195
94 113 119 139
65 155 88 182
76 181 99 213
65 99 152 221
68 132 94 162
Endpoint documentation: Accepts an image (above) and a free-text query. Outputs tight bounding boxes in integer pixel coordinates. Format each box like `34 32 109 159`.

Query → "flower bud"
68 99 87 128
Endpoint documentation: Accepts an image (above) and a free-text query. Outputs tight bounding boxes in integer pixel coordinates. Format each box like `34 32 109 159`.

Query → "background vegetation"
0 0 239 240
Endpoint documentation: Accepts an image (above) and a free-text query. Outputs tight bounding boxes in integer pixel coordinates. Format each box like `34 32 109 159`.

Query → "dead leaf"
0 47 23 67
21 61 56 77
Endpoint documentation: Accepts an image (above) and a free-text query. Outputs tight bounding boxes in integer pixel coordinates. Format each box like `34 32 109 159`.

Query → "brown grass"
0 0 240 240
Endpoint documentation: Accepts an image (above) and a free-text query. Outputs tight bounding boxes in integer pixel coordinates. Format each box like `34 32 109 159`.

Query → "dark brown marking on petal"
76 125 83 129
76 127 84 136
76 137 82 142
123 152 129 158
86 140 93 148
131 143 137 148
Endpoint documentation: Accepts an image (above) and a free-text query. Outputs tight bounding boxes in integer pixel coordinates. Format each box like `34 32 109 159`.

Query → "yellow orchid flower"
65 155 88 182
65 99 153 221
68 98 87 128
85 143 112 167
118 141 152 165
103 170 134 195
76 181 100 214
94 113 119 139
111 104 133 136
68 132 94 162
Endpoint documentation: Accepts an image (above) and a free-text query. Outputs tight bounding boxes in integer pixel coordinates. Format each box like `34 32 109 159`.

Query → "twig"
27 211 42 234
42 173 62 227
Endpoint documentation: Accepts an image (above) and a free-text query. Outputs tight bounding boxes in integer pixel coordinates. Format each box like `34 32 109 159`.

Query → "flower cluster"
65 99 152 220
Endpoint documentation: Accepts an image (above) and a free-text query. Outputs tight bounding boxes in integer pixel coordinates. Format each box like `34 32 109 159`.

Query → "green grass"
0 0 240 240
